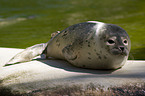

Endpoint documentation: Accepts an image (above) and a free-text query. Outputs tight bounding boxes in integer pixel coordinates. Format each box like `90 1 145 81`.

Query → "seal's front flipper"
51 31 60 38
4 43 47 66
62 45 77 61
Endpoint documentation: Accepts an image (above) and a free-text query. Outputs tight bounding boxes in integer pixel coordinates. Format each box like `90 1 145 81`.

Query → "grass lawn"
0 0 145 60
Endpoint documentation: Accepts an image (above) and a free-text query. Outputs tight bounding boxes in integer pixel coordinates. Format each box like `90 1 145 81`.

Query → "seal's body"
5 21 131 69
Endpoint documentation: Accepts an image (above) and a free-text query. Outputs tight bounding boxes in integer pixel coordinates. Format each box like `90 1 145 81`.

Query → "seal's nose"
119 46 125 52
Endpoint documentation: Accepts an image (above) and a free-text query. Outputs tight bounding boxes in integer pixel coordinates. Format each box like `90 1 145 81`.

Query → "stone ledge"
0 48 145 95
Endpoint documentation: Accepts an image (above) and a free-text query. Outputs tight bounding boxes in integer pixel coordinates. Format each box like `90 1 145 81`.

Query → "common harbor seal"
5 21 131 69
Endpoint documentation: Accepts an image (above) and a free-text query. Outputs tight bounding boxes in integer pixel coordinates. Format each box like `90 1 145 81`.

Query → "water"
0 0 145 60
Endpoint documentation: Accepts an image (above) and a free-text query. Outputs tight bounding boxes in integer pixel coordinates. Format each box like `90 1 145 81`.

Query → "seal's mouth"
110 48 128 56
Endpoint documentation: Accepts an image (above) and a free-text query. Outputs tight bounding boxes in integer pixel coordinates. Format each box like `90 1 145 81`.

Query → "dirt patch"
0 82 144 96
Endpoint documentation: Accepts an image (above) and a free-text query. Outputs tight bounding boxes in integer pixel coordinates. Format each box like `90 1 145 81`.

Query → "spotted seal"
5 21 131 69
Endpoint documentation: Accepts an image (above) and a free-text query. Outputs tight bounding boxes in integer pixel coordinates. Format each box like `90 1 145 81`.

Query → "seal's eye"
123 39 128 45
107 39 115 45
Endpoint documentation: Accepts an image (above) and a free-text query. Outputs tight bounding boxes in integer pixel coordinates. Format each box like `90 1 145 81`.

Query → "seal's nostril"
119 46 124 52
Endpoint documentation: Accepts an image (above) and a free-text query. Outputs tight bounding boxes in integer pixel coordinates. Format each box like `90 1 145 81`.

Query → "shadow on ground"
39 59 118 74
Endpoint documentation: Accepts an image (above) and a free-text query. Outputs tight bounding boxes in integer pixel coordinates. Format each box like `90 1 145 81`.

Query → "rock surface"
0 47 145 95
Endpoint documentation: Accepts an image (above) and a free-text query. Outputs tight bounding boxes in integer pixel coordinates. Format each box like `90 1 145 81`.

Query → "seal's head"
97 23 131 69
102 24 131 57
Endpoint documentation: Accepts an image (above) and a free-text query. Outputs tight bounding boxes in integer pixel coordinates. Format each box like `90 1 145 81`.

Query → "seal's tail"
4 43 48 66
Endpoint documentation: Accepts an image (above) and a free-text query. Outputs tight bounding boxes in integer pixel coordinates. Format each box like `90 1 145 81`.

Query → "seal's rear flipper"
4 43 47 66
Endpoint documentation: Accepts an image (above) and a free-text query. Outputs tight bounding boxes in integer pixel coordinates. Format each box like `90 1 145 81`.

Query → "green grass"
0 0 145 59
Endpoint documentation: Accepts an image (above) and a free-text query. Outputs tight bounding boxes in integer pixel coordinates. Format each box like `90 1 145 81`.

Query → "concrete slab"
0 47 145 95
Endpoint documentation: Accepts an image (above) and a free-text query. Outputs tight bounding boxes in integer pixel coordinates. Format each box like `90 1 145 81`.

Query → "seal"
5 21 131 69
